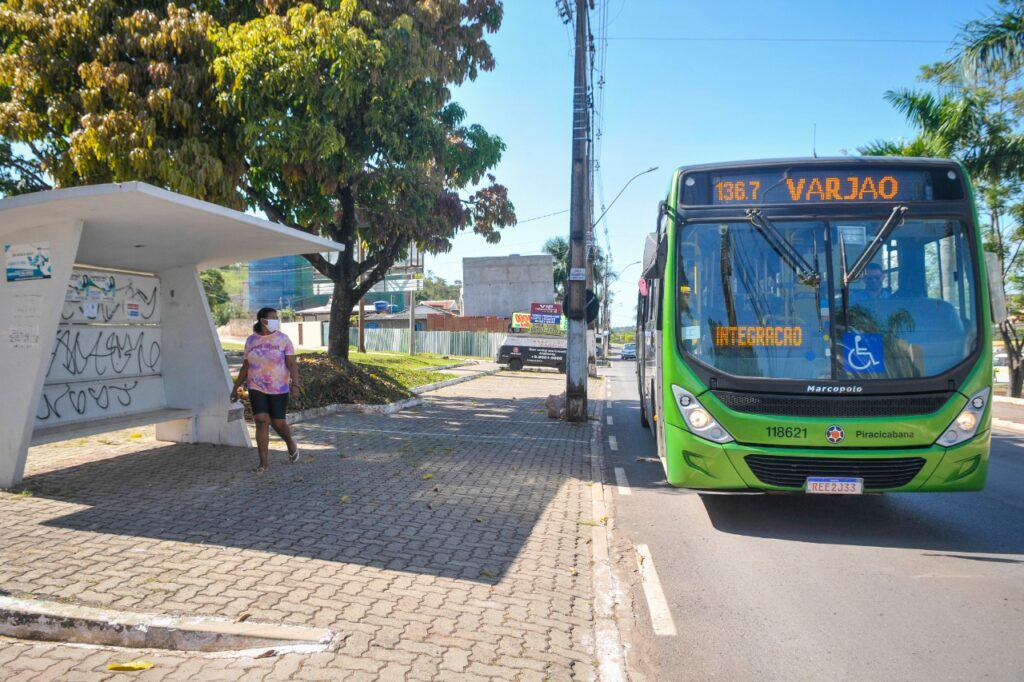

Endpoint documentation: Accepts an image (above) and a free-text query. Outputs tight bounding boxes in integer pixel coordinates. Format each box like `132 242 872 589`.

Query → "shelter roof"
0 182 342 272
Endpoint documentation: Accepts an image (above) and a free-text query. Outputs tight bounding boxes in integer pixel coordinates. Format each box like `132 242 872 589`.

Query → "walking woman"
230 307 301 473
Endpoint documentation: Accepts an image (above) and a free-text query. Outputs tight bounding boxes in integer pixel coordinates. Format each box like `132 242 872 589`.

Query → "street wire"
604 36 948 44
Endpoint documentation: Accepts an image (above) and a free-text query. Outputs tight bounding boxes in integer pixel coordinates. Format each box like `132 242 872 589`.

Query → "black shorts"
249 389 288 420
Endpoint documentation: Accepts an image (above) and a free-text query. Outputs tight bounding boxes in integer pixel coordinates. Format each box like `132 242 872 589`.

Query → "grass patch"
351 350 460 369
221 342 468 367
233 352 454 416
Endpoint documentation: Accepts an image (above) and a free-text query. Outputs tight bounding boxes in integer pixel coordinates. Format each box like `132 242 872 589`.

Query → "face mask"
265 319 281 332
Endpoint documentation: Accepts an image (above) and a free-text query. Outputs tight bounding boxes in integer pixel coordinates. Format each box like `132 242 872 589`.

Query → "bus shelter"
0 182 342 489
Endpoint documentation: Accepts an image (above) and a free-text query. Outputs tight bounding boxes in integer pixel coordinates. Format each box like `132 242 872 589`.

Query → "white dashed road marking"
607 415 614 426
608 435 618 451
635 544 677 636
614 467 631 496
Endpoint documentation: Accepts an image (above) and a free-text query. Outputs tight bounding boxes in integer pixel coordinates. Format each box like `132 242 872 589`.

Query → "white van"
994 352 1010 383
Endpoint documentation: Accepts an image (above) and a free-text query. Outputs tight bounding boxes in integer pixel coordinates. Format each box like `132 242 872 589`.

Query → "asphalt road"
601 360 1024 681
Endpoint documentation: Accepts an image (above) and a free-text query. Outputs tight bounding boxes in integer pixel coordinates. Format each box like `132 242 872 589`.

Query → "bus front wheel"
509 358 523 371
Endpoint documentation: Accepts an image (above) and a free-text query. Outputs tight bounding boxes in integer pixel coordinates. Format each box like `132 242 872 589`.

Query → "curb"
287 397 423 424
994 395 1024 406
287 368 500 424
0 596 334 656
413 361 478 372
410 368 502 395
992 417 1024 434
588 379 629 682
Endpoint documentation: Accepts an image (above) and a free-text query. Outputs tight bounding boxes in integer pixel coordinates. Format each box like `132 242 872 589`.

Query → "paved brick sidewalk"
0 370 603 681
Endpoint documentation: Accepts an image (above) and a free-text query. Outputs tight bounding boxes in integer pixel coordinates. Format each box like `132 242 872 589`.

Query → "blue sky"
426 0 992 326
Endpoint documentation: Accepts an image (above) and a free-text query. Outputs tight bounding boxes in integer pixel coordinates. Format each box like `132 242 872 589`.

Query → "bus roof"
672 156 961 175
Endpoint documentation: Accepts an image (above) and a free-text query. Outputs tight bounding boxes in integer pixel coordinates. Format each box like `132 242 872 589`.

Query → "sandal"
254 465 267 474
288 447 300 464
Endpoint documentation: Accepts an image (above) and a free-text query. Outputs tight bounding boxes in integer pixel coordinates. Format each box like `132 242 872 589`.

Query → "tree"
416 271 461 303
861 7 1024 394
0 1 515 360
543 236 570 301
0 2 248 202
956 0 1024 77
201 268 229 313
542 235 610 322
200 267 245 326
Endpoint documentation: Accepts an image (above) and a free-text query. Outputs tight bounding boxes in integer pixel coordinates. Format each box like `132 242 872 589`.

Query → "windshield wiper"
843 205 908 286
745 209 821 287
837 205 908 328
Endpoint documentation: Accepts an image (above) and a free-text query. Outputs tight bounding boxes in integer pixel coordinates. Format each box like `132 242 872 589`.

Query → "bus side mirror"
986 252 1008 324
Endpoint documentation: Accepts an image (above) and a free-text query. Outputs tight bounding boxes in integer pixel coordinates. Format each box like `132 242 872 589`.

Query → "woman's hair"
253 307 277 333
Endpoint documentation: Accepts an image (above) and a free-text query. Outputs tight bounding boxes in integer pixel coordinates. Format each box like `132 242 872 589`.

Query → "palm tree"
542 236 608 304
860 48 1024 394
860 87 1024 184
543 236 569 301
956 0 1024 77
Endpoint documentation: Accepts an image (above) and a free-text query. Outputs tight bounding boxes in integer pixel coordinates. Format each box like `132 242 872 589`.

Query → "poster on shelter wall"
5 242 52 282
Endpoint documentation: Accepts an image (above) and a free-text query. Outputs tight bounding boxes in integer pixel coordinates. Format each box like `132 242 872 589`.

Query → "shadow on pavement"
699 492 1024 555
19 390 592 584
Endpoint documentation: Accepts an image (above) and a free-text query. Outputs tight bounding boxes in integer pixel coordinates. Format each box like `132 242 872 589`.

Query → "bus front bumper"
663 422 990 492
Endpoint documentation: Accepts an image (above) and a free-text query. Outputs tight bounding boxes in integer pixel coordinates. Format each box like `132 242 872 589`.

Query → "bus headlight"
688 408 711 429
671 385 734 444
939 388 989 447
955 412 977 431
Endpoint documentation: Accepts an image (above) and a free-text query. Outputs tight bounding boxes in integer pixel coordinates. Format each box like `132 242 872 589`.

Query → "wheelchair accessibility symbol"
842 332 884 374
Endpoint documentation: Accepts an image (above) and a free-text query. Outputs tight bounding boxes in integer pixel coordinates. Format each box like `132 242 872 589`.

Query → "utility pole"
565 0 589 422
408 288 415 355
357 241 366 353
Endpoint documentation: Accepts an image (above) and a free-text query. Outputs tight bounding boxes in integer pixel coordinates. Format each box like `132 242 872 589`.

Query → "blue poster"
531 313 561 325
842 332 884 374
5 242 52 282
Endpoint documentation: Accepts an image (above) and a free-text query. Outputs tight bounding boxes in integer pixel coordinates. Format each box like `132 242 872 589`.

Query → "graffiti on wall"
62 269 160 324
35 375 165 424
45 327 161 384
35 267 165 428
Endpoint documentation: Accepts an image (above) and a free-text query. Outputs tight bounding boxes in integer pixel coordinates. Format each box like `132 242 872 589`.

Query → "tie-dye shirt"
244 331 295 395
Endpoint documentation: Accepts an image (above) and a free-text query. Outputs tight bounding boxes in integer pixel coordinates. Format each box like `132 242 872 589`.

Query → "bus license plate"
805 477 863 494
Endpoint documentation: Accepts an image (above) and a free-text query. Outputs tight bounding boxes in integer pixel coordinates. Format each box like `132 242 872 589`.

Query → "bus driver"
852 262 890 302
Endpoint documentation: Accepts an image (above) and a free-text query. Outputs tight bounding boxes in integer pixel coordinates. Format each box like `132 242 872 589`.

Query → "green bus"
636 158 992 493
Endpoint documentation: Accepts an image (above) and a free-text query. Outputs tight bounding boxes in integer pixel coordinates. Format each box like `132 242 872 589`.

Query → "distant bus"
636 158 992 493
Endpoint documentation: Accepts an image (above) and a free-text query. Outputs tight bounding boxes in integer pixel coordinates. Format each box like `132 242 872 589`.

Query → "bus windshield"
676 217 979 380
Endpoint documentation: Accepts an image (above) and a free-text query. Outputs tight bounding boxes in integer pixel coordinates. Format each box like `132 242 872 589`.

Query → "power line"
604 36 948 44
517 208 570 224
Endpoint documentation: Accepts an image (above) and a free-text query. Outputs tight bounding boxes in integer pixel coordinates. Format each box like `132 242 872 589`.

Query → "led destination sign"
713 325 803 347
681 166 964 206
715 174 899 203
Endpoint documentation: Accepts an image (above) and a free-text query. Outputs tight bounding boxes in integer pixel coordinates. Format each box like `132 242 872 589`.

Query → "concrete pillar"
0 220 83 489
155 265 250 448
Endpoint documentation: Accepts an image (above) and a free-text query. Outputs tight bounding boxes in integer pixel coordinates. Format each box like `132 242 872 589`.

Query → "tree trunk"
328 279 354 361
999 322 1024 398
1011 366 1024 399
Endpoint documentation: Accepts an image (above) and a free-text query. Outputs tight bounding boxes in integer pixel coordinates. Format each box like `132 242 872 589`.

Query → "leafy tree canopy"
0 1 516 358
861 0 1024 394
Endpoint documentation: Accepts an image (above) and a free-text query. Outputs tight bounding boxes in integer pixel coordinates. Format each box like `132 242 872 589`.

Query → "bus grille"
744 455 927 489
712 391 950 418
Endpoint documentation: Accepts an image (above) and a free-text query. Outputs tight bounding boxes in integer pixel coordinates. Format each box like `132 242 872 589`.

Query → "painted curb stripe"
635 544 677 636
613 467 631 496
